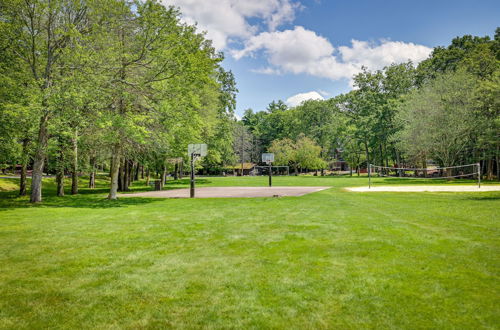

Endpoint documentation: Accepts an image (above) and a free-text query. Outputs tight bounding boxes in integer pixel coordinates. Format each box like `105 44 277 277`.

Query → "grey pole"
190 153 195 198
269 163 272 187
477 162 481 188
368 163 371 189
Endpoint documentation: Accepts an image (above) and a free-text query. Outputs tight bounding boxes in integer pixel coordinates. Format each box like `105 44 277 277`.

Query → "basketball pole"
190 153 195 198
269 162 272 187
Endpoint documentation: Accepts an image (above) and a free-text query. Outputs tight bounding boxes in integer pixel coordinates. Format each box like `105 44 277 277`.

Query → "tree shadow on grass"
459 194 500 201
0 190 163 211
164 178 211 186
0 177 215 211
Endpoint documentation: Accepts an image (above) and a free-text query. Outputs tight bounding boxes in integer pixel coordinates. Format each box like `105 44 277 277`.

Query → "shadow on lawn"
460 194 500 201
0 183 164 210
0 177 214 210
0 192 162 210
164 178 211 186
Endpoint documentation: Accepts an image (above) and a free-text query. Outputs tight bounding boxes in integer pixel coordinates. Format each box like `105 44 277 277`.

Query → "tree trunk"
56 139 65 197
89 155 96 189
108 144 121 200
56 169 65 197
134 163 140 181
496 144 499 182
395 148 402 177
294 164 298 176
19 139 29 196
160 165 167 189
174 163 179 180
71 129 78 195
30 114 49 203
146 168 150 186
118 159 124 191
486 158 493 181
128 160 134 185
379 143 384 166
122 159 130 191
125 159 132 189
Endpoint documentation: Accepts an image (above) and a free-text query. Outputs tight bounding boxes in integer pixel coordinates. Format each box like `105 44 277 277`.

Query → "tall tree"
1 0 89 202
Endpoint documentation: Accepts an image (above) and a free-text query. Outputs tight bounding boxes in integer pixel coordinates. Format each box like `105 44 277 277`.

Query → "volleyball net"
368 163 481 188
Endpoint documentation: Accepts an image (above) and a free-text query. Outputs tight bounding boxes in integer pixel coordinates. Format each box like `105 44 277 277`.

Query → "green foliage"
396 70 479 166
269 134 326 171
0 0 238 199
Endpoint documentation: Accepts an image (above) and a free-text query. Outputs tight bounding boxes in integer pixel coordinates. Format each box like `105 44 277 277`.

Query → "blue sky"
165 0 499 116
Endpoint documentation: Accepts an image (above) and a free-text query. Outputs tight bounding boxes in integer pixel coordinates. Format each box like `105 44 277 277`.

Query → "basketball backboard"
262 153 274 164
188 144 207 157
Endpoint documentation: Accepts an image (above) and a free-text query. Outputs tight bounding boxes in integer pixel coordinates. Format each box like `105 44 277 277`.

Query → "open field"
0 175 499 328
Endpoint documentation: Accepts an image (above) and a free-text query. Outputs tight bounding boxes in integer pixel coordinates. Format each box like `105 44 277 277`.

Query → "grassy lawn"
0 175 499 328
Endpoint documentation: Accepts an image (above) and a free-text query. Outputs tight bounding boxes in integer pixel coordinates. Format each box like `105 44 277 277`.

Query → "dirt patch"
346 185 500 192
120 186 330 198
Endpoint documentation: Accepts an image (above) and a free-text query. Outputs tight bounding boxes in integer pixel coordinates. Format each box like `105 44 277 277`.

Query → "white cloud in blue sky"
233 26 432 82
286 91 324 107
165 0 301 50
163 0 499 114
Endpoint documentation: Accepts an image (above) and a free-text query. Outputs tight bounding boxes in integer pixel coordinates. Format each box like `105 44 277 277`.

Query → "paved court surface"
121 186 330 198
346 185 500 192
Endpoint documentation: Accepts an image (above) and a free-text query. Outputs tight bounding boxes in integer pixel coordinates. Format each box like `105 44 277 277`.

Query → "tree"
292 99 338 175
269 134 325 175
294 134 326 172
269 138 297 174
396 70 479 167
1 0 90 202
233 123 254 175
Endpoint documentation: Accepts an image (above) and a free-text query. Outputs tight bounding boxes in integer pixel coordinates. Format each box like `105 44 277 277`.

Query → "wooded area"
0 0 498 203
0 0 238 202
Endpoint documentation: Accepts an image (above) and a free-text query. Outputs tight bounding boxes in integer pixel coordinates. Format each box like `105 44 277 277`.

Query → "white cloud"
286 91 324 107
233 26 432 81
164 1 432 83
250 67 282 75
164 0 301 50
338 39 432 71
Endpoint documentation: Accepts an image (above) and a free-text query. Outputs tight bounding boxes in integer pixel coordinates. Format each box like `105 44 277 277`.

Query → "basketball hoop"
262 153 274 164
188 144 207 158
188 144 207 198
262 153 274 187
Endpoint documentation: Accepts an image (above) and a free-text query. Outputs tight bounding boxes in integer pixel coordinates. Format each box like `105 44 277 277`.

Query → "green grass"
0 175 499 328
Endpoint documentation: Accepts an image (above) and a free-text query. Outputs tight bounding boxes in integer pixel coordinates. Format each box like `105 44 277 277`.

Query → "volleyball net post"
368 163 371 189
477 162 481 188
